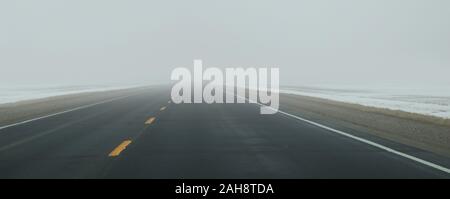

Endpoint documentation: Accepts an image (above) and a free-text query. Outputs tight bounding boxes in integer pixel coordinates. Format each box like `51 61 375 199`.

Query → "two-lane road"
0 87 449 178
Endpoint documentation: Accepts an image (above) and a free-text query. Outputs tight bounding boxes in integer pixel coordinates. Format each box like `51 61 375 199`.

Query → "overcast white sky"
1 0 449 87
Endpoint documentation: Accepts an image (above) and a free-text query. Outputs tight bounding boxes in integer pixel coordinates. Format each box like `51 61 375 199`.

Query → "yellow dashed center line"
145 117 156 125
160 106 166 111
109 140 132 157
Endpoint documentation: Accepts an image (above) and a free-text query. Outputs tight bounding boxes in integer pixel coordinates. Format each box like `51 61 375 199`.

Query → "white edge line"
0 93 139 131
233 93 450 174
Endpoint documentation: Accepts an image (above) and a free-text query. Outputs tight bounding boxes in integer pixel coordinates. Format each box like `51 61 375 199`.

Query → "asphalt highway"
0 87 449 178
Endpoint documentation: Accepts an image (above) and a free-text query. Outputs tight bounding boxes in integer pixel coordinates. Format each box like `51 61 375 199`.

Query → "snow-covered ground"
281 85 450 119
0 84 144 105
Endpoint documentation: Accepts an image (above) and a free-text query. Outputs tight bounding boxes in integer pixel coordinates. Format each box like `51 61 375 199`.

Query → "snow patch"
0 84 144 105
281 86 450 119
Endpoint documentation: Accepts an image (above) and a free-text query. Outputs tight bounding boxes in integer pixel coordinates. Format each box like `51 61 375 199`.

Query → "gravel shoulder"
280 93 450 157
0 87 149 127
